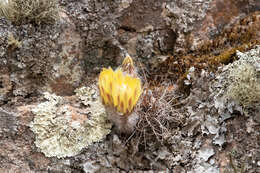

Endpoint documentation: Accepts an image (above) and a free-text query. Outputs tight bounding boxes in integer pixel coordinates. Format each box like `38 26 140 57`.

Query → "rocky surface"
0 0 259 172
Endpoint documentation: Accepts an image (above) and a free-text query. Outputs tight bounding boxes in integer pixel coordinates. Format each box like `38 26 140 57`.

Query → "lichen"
227 63 260 108
211 45 260 114
30 86 112 158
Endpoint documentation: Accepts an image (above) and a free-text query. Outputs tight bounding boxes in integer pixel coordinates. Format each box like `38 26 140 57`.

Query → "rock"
0 0 259 172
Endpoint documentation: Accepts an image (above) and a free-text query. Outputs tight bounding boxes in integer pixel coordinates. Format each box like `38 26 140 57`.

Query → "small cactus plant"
98 56 142 133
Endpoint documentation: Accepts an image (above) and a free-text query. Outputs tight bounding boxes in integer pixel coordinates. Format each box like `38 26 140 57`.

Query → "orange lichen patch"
99 67 142 115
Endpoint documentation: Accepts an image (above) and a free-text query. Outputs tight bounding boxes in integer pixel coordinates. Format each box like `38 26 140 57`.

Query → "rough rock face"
0 0 259 172
0 0 259 98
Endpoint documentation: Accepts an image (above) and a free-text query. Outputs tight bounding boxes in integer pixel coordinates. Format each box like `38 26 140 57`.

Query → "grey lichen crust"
30 86 112 158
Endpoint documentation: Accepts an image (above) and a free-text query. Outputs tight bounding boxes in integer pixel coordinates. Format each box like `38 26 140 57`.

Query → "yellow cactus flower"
121 56 135 75
99 57 142 115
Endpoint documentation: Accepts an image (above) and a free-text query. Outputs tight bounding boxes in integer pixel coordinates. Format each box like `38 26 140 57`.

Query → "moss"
151 11 260 86
208 43 252 66
210 48 237 65
30 87 112 158
0 0 60 25
197 12 260 68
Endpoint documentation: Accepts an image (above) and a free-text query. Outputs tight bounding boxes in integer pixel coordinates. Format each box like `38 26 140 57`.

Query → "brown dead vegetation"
0 0 60 25
132 84 184 147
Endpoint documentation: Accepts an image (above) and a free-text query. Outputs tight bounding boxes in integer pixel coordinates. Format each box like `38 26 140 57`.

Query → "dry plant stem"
135 85 181 147
229 154 238 173
229 154 246 173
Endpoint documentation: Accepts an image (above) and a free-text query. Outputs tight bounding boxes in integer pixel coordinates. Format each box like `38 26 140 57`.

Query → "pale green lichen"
30 86 111 158
212 45 260 114
225 46 260 109
227 62 260 108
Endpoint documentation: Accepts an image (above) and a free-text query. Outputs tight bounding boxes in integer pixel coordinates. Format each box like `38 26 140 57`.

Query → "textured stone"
0 0 259 172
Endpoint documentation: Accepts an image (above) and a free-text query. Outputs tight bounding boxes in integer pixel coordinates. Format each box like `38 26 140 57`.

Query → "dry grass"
0 0 59 25
7 33 21 50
